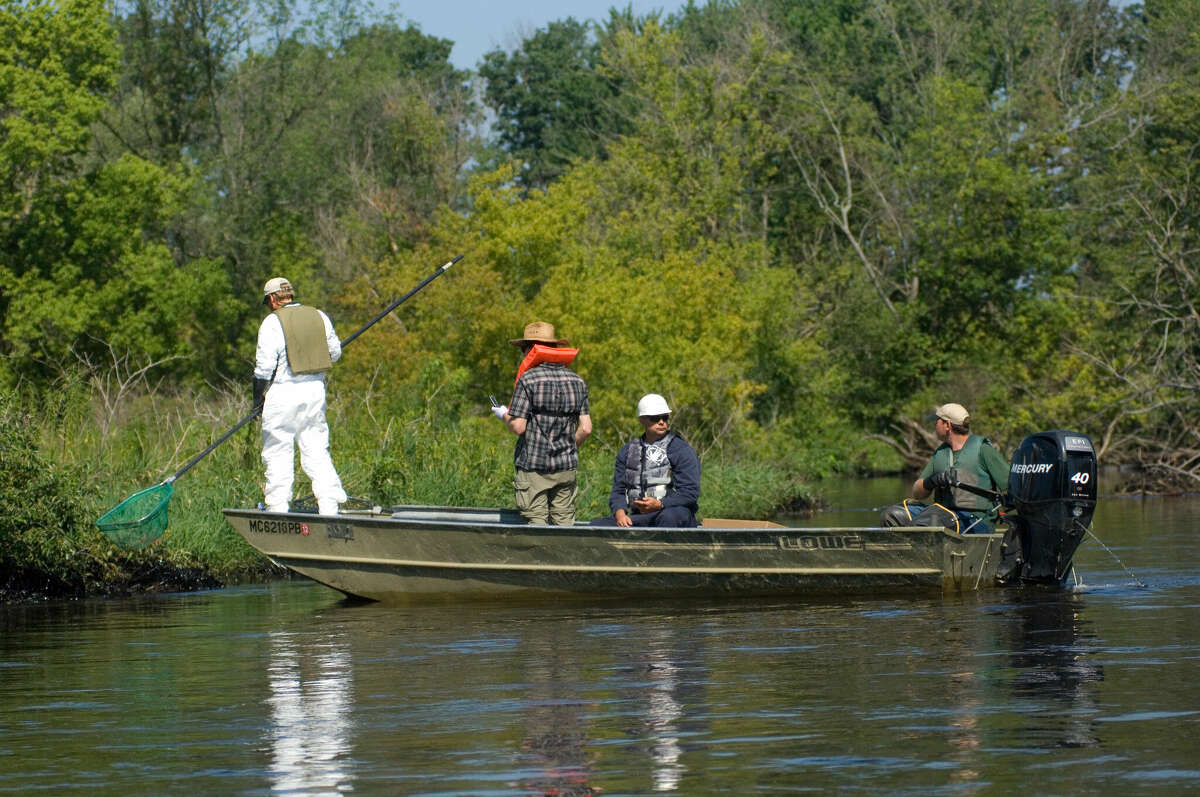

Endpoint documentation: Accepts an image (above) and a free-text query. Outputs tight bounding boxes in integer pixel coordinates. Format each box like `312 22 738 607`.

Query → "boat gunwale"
220 507 1002 541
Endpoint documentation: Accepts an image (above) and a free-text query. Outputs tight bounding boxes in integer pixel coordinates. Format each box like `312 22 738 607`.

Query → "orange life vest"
515 344 579 386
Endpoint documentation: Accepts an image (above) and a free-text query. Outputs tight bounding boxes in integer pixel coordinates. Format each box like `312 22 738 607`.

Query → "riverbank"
0 560 228 604
2 388 821 603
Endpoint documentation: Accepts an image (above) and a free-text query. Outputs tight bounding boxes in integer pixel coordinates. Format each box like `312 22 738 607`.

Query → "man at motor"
912 402 1009 532
590 393 701 528
253 277 346 515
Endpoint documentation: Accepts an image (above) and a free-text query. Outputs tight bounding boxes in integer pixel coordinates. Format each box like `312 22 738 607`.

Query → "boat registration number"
248 518 309 536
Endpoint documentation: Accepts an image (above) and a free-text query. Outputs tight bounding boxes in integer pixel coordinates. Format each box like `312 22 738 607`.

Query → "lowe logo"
1011 463 1055 475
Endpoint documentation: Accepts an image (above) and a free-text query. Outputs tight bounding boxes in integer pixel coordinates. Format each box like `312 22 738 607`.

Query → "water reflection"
519 630 597 796
939 615 985 787
1005 595 1103 749
11 480 1200 796
644 629 685 792
266 629 354 794
513 612 706 795
617 619 708 793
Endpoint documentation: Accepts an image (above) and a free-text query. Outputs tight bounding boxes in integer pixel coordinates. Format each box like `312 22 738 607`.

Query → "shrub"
0 391 101 596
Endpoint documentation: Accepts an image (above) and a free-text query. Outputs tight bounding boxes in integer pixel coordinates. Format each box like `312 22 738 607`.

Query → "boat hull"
222 505 1010 601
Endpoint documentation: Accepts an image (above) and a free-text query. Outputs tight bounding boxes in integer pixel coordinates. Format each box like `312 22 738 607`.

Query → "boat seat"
388 506 526 525
701 517 786 529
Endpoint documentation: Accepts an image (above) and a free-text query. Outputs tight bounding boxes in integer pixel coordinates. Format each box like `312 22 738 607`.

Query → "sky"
391 0 692 70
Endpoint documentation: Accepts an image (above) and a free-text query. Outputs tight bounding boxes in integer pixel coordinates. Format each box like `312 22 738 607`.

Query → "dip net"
96 482 173 550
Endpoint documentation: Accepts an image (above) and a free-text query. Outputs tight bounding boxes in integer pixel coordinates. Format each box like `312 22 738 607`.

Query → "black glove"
927 469 957 491
253 377 270 410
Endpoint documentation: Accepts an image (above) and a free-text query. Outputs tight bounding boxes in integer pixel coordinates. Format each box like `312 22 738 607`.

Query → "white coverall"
254 304 347 515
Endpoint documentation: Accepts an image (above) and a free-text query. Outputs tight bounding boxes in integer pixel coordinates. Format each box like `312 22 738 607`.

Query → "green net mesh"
96 482 173 550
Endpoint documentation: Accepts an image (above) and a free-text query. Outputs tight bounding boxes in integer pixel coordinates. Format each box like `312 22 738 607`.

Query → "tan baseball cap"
262 277 292 304
928 403 970 425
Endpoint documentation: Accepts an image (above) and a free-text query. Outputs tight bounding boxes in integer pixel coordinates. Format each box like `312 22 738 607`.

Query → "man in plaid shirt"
492 322 592 524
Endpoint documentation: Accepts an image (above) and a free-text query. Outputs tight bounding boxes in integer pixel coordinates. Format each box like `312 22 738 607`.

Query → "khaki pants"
514 468 578 525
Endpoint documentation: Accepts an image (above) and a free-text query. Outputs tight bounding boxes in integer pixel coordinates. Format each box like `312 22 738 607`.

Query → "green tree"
479 17 633 189
342 20 804 467
0 0 117 230
96 3 480 383
1056 0 1200 489
100 0 245 164
1 0 235 386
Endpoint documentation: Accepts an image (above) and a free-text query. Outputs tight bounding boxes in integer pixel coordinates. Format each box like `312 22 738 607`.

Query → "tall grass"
5 377 816 598
1 387 229 599
344 404 814 521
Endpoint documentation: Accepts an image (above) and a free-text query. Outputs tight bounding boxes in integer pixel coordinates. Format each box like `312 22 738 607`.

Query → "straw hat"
508 321 569 347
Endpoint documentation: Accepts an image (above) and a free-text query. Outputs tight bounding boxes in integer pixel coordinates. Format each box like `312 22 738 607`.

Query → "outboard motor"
1001 430 1097 585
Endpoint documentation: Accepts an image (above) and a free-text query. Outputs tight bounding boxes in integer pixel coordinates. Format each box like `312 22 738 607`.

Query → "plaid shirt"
508 363 589 472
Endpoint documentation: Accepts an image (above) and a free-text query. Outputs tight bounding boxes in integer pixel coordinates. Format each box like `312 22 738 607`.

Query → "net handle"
167 409 260 483
168 254 463 484
339 254 461 348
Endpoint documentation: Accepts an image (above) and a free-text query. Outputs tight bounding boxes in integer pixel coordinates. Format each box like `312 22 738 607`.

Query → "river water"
2 481 1198 794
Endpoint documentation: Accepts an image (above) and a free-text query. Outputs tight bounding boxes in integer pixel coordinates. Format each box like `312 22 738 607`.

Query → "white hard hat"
636 393 671 417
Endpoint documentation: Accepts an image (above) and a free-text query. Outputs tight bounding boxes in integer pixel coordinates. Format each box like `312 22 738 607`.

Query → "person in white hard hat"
589 393 701 528
254 277 347 515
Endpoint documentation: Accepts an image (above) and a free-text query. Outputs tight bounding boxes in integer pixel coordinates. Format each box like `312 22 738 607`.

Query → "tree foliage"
479 17 633 190
0 0 231 384
3 0 1200 494
0 0 116 225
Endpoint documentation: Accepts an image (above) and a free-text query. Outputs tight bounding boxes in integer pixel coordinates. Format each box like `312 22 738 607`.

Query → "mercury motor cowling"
999 430 1097 585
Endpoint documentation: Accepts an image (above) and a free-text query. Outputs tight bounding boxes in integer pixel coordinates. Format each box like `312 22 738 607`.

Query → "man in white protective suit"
253 277 347 515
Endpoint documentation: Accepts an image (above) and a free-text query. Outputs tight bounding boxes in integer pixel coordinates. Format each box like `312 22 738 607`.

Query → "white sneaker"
318 501 339 516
